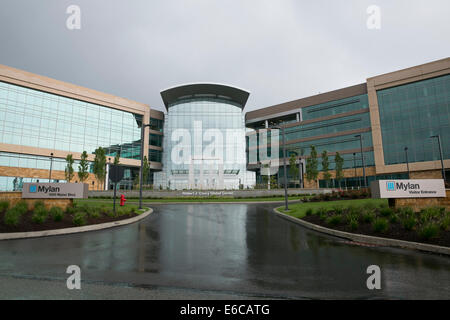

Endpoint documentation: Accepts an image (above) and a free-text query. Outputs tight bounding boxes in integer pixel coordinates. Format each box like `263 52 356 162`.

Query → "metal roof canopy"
160 83 250 110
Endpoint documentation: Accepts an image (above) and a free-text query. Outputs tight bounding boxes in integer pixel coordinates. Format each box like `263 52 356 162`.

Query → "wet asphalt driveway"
0 203 449 299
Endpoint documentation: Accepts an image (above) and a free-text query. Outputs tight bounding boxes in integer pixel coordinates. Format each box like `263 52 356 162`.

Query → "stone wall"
393 190 450 212
0 192 73 210
90 188 333 198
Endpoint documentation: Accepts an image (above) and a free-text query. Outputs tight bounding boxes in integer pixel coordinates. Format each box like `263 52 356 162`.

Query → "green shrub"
398 207 414 218
333 206 344 215
305 208 313 216
4 207 21 226
0 200 10 213
349 218 359 231
420 207 442 223
326 215 342 227
379 207 393 217
372 218 389 233
65 206 76 215
32 206 48 224
389 214 399 224
315 207 327 216
49 207 64 222
73 212 86 226
14 201 28 215
99 206 113 217
440 215 450 231
362 212 375 224
402 216 417 231
33 200 45 210
418 223 439 240
87 207 100 219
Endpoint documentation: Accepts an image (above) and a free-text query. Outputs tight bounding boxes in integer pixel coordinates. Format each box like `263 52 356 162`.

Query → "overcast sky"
0 0 449 113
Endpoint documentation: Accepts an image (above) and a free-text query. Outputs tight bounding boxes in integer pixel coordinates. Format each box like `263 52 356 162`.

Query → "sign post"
109 165 125 215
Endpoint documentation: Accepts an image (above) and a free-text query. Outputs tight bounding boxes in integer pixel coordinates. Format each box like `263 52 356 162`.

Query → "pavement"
0 203 449 299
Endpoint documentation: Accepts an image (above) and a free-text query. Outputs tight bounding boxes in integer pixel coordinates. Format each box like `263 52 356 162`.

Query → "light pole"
139 123 151 209
355 135 367 188
272 125 288 211
430 135 446 182
404 147 410 179
353 152 359 189
49 153 54 181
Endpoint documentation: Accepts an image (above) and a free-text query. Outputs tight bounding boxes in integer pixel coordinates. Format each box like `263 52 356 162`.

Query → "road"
0 203 449 299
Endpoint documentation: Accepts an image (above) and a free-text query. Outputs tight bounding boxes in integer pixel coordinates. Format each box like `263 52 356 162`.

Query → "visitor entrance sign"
371 179 446 198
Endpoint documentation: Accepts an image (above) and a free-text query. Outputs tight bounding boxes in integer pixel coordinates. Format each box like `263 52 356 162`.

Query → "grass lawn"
278 198 388 219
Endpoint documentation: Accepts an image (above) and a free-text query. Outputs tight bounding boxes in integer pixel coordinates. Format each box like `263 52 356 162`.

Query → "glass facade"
0 152 92 173
0 81 143 159
302 94 369 120
378 74 450 165
154 97 255 190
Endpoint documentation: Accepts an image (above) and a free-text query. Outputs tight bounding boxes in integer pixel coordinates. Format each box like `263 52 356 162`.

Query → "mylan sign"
22 183 88 199
371 179 446 199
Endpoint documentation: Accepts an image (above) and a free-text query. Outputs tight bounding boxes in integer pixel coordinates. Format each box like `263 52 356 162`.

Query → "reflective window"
377 74 450 165
0 81 143 159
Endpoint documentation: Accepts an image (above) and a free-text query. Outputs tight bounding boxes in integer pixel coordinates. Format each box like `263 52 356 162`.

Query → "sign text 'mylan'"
395 182 420 191
38 185 60 193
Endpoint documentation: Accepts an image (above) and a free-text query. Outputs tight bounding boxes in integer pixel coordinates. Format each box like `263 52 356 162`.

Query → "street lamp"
271 125 288 211
404 147 410 179
139 122 151 209
353 152 358 189
430 135 446 181
49 153 54 181
355 135 367 188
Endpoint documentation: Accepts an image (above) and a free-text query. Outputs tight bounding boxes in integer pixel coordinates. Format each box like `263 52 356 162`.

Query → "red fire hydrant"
120 194 126 206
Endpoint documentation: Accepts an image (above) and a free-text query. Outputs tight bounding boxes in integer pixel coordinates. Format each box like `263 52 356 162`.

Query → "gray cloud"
0 0 449 113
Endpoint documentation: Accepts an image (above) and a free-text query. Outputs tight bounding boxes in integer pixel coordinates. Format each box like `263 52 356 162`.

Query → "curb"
0 208 153 241
273 208 450 256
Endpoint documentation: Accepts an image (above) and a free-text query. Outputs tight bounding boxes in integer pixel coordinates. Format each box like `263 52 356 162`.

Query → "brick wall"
0 192 73 210
394 190 450 212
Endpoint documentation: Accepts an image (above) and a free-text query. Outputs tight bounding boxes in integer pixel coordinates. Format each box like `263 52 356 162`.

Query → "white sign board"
22 183 89 199
371 179 446 199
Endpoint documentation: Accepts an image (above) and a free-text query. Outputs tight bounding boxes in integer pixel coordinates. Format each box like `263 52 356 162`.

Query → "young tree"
93 147 106 190
77 151 90 183
335 152 344 189
306 145 319 184
64 154 75 182
321 150 331 188
289 153 299 188
143 155 150 186
114 150 120 165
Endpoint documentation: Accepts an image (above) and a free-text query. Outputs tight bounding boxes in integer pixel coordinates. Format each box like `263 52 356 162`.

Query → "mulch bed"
303 214 450 248
0 211 140 234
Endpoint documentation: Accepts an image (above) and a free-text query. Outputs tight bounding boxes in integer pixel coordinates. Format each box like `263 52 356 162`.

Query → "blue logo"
29 185 37 193
386 181 395 191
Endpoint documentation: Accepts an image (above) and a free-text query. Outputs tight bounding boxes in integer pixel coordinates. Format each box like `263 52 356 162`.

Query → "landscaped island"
279 198 450 247
0 200 146 233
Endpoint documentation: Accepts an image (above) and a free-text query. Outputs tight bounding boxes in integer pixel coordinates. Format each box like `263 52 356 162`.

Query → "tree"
114 150 120 165
321 150 331 188
93 147 106 190
306 145 319 184
65 154 75 182
143 155 150 186
77 151 90 183
289 153 299 187
335 152 344 189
